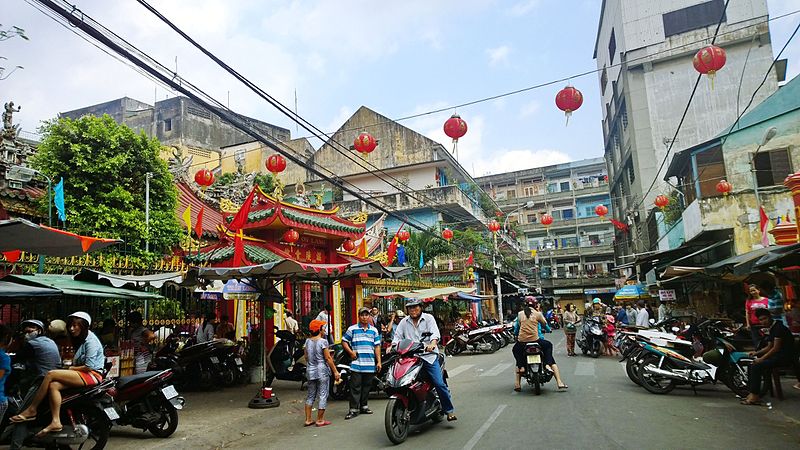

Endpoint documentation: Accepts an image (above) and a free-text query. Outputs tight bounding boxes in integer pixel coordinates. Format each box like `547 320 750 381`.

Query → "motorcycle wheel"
489 337 501 353
625 358 642 386
636 354 676 395
148 406 180 438
330 376 349 400
591 342 600 358
222 368 237 387
498 336 508 348
444 340 457 356
385 398 409 445
533 374 541 396
720 368 749 398
70 416 110 450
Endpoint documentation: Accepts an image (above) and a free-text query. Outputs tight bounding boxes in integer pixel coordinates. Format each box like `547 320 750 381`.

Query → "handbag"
565 322 577 332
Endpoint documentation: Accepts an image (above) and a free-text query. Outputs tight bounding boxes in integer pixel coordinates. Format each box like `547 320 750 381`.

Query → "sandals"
740 399 761 406
315 420 332 427
558 384 569 390
9 414 35 423
513 386 522 392
447 414 458 422
303 422 315 427
35 426 63 437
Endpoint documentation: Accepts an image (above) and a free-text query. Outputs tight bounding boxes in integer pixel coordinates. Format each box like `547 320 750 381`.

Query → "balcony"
533 243 615 259
518 216 608 232
494 182 609 207
539 275 616 290
338 184 488 225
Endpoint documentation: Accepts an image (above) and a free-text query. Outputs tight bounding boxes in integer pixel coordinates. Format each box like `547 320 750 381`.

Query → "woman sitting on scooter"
512 297 568 392
10 311 105 436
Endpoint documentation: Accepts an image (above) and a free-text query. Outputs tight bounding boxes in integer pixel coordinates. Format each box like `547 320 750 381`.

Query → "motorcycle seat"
116 371 161 390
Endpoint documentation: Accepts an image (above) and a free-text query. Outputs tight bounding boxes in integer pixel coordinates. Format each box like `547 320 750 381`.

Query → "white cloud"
486 45 511 67
520 100 540 118
508 0 541 17
472 149 572 176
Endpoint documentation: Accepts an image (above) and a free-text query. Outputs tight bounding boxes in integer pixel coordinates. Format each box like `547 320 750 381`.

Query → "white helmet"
68 311 92 326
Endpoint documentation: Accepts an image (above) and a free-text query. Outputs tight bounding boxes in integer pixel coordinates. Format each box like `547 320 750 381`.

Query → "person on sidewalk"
741 308 797 405
284 310 299 335
392 298 457 421
127 312 154 374
562 303 579 356
635 301 650 328
342 307 382 420
304 320 340 427
315 304 333 344
744 284 769 348
215 315 235 340
625 303 637 326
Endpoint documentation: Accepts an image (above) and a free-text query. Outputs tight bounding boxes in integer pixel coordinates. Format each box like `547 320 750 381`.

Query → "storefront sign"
659 289 677 301
554 288 584 294
584 287 617 294
223 279 258 294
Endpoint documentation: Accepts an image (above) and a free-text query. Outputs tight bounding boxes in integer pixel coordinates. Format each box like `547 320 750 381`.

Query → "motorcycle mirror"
649 318 656 325
671 327 680 333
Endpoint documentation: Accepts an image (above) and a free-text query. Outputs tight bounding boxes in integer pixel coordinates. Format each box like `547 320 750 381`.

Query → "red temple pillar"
784 172 800 243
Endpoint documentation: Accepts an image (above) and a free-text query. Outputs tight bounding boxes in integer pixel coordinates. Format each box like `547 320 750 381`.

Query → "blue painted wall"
576 194 612 218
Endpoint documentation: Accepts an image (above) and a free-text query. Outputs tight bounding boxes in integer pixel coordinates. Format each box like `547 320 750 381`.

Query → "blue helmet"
405 298 423 308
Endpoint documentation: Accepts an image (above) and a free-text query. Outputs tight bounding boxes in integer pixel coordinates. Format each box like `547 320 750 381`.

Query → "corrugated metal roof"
175 182 223 237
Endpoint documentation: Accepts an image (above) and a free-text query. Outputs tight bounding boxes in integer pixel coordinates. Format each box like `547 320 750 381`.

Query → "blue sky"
3 0 799 177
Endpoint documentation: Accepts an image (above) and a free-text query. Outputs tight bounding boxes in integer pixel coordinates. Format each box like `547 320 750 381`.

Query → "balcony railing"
531 243 615 259
539 275 615 288
338 184 488 225
494 182 609 206
518 216 609 232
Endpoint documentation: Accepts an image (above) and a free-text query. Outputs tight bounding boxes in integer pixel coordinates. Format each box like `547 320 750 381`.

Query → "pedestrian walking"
635 301 650 327
342 307 381 420
562 304 579 356
304 320 340 427
625 303 637 326
315 304 333 344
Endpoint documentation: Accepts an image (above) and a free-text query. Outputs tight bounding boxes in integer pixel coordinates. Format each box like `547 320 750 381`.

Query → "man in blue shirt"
342 307 381 419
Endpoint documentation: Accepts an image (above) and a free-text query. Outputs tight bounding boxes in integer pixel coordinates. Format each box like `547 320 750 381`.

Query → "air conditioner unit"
8 180 23 190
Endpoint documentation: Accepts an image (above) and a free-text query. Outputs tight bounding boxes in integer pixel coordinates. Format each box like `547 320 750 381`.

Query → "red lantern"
443 114 468 143
398 230 410 242
495 211 504 218
341 239 356 252
442 228 454 241
594 204 608 218
555 86 583 125
487 220 501 233
282 228 299 244
353 132 377 156
194 169 215 189
654 195 670 209
266 154 287 174
693 45 726 87
540 214 554 227
716 179 732 196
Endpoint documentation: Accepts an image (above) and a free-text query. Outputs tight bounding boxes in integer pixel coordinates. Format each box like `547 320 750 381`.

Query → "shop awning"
455 292 483 302
371 286 476 299
0 280 61 298
753 243 800 270
0 219 122 256
74 268 194 289
3 274 162 300
661 239 732 268
705 245 776 276
194 260 411 282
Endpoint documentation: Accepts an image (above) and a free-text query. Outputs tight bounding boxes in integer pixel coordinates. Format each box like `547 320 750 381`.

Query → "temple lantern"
266 154 287 174
341 239 356 252
693 45 727 88
442 228 454 241
594 204 608 218
283 228 299 244
398 230 410 242
716 179 733 196
194 169 215 190
443 114 468 143
353 132 377 157
540 214 554 227
555 86 583 125
487 220 501 233
654 195 670 210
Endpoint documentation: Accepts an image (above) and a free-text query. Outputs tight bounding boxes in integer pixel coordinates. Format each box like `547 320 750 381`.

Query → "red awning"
0 219 122 258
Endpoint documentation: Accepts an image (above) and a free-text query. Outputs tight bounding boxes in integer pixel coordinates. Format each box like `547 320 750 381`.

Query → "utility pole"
145 172 153 253
494 231 503 323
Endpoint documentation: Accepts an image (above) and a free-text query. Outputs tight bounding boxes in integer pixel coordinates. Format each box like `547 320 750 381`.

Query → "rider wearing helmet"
10 312 106 435
16 319 61 378
391 298 457 422
512 296 568 391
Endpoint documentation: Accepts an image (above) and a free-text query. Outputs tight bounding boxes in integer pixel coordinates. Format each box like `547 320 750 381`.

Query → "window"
600 66 608 96
547 183 558 193
627 162 636 184
163 118 172 132
663 0 725 38
506 189 516 199
560 181 571 192
589 234 601 246
527 214 538 224
694 146 727 198
585 206 594 217
523 186 536 197
608 29 616 64
562 208 574 220
620 100 628 129
754 149 792 187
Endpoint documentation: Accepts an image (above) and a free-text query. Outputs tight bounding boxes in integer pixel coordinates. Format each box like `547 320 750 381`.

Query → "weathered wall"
341 165 438 201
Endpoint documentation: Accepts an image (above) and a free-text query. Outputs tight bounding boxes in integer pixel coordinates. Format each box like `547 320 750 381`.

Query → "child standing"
604 315 618 356
304 320 340 427
0 324 12 422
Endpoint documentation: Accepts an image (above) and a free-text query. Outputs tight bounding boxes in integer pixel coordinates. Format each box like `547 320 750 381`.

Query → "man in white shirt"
635 300 650 327
284 310 299 334
315 304 333 343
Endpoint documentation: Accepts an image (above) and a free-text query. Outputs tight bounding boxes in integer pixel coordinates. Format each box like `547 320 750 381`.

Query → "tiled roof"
185 243 283 265
176 183 223 238
281 208 364 234
224 208 276 224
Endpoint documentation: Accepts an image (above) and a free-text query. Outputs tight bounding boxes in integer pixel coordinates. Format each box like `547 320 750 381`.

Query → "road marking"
480 362 512 377
575 361 596 376
462 404 507 450
447 364 474 378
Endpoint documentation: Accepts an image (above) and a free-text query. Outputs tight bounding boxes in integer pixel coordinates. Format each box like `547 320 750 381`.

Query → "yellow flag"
182 205 192 235
530 250 537 257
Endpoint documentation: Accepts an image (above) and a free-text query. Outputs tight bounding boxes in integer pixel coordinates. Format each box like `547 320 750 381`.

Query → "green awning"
4 274 162 300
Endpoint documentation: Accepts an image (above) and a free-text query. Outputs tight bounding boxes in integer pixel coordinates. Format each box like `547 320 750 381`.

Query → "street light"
7 165 52 273
495 200 534 323
751 126 778 207
145 172 153 253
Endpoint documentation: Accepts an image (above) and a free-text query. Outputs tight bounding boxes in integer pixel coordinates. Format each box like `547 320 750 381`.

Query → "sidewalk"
107 379 330 449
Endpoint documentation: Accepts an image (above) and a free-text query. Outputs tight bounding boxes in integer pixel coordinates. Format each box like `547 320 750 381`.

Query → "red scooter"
384 335 446 445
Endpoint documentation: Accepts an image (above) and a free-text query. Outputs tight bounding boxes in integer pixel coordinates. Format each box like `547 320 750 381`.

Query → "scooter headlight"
397 365 421 387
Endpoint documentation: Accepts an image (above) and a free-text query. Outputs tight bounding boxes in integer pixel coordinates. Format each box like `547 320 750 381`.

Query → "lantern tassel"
564 111 572 127
709 71 716 90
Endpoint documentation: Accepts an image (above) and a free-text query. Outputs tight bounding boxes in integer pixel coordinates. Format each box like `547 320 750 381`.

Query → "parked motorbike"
150 337 231 390
384 335 446 444
576 315 604 358
444 324 500 355
265 329 307 387
1 378 116 450
522 342 554 395
108 368 185 438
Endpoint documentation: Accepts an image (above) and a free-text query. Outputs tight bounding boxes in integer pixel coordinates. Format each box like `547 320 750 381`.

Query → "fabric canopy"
194 259 411 282
3 274 162 300
74 268 194 289
0 219 121 257
753 243 800 270
705 246 776 276
372 286 476 299
0 280 61 298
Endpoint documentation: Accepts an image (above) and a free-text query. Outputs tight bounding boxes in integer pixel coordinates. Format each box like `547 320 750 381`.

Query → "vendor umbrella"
0 219 121 257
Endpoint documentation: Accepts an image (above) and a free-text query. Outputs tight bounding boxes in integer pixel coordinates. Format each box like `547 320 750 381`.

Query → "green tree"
31 115 182 257
402 227 451 277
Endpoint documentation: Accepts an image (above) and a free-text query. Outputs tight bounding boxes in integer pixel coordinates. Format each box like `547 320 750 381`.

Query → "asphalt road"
108 332 800 449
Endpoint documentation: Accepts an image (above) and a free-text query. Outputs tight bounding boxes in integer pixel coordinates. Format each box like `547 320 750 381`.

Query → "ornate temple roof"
175 182 224 238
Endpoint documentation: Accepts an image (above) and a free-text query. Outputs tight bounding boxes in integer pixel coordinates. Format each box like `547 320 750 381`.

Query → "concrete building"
61 96 291 173
593 0 782 264
475 158 617 306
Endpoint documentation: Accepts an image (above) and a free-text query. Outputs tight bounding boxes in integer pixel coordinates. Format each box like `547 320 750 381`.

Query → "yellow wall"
159 145 221 173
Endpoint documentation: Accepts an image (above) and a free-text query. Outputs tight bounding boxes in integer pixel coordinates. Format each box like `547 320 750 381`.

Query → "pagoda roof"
224 186 366 240
176 182 224 238
186 242 284 266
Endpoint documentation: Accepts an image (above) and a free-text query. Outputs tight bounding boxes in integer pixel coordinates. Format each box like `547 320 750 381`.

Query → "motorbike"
545 310 561 330
576 315 605 358
444 324 500 355
522 342 554 395
213 340 248 387
1 378 116 450
265 329 307 387
150 336 231 390
384 335 446 445
331 341 398 401
108 368 185 438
